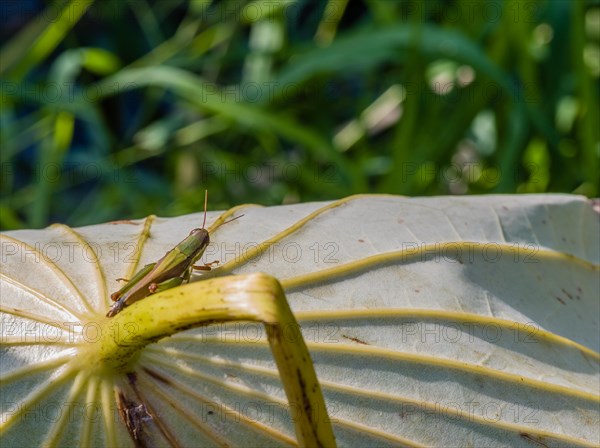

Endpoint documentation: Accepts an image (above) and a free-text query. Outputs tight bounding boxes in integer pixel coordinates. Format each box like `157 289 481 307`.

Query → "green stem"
95 272 336 448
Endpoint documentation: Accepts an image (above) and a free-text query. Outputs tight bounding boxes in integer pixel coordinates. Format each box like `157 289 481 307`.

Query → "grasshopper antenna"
202 190 208 229
219 214 244 227
202 190 243 230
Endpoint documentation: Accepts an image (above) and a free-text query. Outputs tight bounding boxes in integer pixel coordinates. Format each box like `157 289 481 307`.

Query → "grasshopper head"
189 228 210 246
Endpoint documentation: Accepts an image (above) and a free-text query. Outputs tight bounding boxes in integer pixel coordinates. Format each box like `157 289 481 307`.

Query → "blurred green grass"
1 0 598 230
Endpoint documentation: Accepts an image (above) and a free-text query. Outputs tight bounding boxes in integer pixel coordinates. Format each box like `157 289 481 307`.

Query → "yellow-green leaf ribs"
94 272 336 448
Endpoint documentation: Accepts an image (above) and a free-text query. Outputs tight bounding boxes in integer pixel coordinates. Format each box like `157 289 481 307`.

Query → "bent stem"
96 272 335 448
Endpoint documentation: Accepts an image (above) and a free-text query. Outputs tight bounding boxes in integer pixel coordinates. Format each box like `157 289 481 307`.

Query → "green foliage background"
1 0 598 230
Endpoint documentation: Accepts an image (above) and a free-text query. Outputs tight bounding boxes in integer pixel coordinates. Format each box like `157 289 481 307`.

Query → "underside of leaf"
1 194 598 447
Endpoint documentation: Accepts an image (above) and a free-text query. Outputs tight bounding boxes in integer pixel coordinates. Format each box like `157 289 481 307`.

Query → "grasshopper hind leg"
110 263 156 302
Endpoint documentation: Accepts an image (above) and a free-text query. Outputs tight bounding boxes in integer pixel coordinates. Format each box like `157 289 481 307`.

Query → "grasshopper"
106 191 242 317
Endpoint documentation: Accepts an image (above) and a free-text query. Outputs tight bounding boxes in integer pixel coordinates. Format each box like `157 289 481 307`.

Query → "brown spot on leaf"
520 433 549 447
109 220 140 225
117 392 152 448
556 297 566 305
560 288 574 300
342 335 369 345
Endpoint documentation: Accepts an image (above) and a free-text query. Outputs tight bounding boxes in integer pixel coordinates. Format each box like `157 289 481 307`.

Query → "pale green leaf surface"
1 194 598 447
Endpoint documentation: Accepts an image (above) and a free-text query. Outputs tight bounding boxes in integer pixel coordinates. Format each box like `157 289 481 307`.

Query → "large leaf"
1 194 599 446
